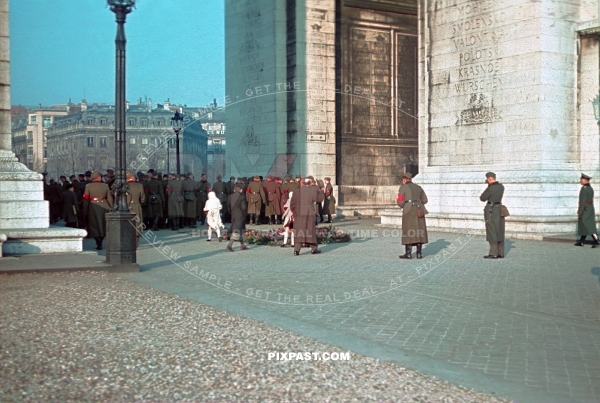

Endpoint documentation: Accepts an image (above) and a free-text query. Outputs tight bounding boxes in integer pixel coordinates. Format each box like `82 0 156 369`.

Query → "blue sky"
9 0 224 108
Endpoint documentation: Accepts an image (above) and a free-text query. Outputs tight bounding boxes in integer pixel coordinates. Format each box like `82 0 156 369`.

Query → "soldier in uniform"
139 173 150 230
323 177 336 223
161 173 170 228
397 172 428 259
196 173 210 225
167 173 184 230
575 173 599 248
246 175 266 225
290 178 324 255
223 176 236 223
146 172 165 231
479 172 505 258
126 172 146 248
83 171 113 250
182 172 198 228
263 175 282 225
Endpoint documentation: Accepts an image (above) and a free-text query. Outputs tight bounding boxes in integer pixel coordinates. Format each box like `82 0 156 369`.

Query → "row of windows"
84 118 167 127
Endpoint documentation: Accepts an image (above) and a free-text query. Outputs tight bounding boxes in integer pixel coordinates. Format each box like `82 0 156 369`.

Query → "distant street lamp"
171 110 184 175
105 0 138 271
593 94 600 125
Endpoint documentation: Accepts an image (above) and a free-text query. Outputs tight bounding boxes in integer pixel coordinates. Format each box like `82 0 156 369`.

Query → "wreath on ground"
244 226 351 245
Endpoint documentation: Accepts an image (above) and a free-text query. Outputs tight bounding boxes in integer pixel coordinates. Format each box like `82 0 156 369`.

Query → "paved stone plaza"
1 218 599 402
109 218 599 403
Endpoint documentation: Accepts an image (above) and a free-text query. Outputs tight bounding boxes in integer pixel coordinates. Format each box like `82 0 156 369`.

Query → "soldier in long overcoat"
146 173 165 231
397 172 428 259
212 175 228 223
196 173 210 225
479 172 505 258
182 173 198 228
83 171 113 250
263 175 282 225
575 173 599 248
323 177 336 223
246 176 266 224
126 172 146 248
167 174 184 230
290 178 324 255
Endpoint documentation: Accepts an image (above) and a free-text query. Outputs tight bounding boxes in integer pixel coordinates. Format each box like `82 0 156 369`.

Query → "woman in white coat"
204 191 225 241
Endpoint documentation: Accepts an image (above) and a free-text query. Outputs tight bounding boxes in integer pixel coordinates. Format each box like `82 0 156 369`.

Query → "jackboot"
171 218 178 231
399 245 412 259
592 234 599 248
94 237 103 250
416 243 423 259
152 216 160 231
575 236 586 246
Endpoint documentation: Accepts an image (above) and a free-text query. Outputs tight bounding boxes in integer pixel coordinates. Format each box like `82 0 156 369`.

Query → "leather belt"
487 202 501 205
585 200 593 205
92 197 105 201
406 200 420 203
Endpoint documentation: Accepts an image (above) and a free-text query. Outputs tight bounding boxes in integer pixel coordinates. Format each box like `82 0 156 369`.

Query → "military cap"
106 168 114 173
485 172 496 178
581 173 592 180
324 177 331 181
253 175 260 180
41 171 48 175
85 171 92 176
402 172 413 179
147 169 155 173
285 175 292 181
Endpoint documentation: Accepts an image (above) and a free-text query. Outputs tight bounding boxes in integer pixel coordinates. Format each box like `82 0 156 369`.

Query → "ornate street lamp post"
171 110 184 175
105 0 138 271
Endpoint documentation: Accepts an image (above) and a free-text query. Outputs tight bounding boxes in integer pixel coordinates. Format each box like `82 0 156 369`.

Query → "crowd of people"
41 170 337 254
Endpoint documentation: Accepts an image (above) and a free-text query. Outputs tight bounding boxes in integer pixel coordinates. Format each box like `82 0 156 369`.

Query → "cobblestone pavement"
0 271 511 403
109 218 600 403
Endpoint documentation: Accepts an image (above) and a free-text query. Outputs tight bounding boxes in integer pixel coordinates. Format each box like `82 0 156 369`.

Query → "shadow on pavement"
422 238 451 255
592 267 600 283
504 239 515 256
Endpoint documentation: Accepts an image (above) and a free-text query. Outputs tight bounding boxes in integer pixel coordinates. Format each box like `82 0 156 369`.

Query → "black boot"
592 234 599 248
320 215 324 223
416 244 423 259
94 237 103 250
255 215 261 225
326 214 332 223
271 215 276 225
189 217 197 228
152 216 160 231
171 218 178 231
179 218 185 229
399 245 412 259
575 236 586 246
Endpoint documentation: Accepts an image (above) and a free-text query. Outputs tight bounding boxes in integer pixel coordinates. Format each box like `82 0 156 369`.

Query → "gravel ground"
0 271 511 403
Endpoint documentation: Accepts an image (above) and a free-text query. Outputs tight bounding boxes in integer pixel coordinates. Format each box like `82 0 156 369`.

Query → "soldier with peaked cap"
246 175 266 225
126 172 146 248
323 177 336 223
83 171 113 250
479 172 505 258
290 178 324 255
167 173 184 230
397 172 429 259
263 175 282 225
196 173 210 225
575 173 599 248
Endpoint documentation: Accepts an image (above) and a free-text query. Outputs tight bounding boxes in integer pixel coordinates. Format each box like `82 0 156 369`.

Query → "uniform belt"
92 197 105 201
406 200 420 203
487 202 501 205
252 192 258 194
585 200 593 205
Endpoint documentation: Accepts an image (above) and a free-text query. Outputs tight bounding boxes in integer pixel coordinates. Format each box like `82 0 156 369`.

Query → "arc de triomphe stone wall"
416 0 600 233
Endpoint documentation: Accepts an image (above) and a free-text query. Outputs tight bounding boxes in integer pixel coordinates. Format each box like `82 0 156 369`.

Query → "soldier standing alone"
397 172 428 259
575 173 599 248
479 172 505 258
83 171 113 250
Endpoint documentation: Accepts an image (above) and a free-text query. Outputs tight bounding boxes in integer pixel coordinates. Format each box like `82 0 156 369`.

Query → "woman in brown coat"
83 171 113 250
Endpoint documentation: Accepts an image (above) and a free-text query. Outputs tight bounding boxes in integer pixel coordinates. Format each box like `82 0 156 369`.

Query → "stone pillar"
0 0 85 256
414 0 600 234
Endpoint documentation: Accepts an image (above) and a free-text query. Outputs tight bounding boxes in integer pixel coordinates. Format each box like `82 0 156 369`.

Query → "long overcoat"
146 178 164 218
167 179 184 218
290 185 324 244
397 182 428 245
227 192 247 240
83 182 113 238
578 184 597 236
246 181 266 215
479 182 505 242
127 181 145 233
181 178 197 219
62 190 79 224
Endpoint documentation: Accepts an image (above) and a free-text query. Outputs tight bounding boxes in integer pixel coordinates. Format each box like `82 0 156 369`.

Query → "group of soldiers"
395 171 599 259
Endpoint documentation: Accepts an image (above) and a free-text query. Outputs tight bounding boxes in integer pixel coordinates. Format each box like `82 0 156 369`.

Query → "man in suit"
479 171 505 259
575 173 599 248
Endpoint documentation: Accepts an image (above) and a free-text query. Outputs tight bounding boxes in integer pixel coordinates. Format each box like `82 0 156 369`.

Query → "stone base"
379 209 585 239
109 263 140 273
1 227 87 256
336 204 396 218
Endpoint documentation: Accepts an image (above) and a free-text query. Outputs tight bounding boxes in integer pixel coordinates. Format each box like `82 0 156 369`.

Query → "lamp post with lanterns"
171 110 184 176
105 0 138 271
